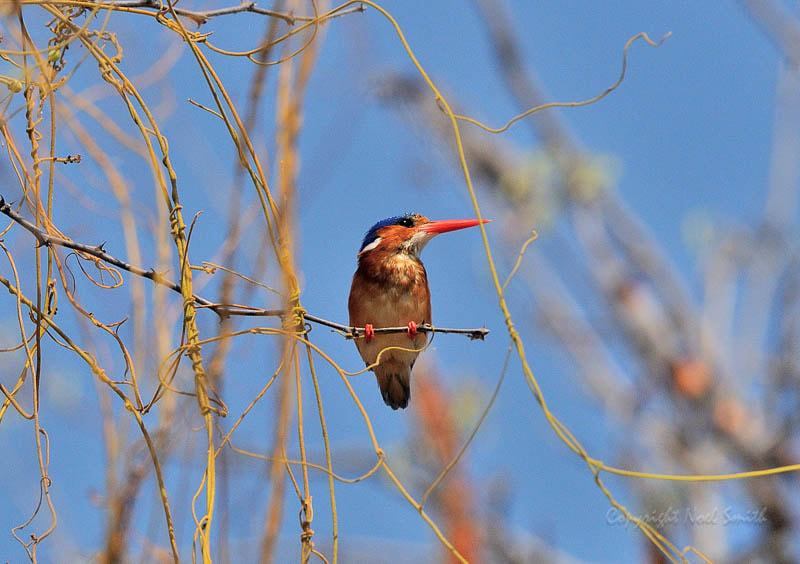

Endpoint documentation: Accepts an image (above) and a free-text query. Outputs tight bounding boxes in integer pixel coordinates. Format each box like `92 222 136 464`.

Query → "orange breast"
348 253 432 367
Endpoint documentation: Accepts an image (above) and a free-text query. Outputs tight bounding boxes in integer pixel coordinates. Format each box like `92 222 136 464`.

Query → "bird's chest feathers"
381 254 425 288
351 253 431 324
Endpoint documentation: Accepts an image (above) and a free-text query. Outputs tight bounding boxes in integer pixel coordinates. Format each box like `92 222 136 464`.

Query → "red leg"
364 323 375 342
406 321 417 339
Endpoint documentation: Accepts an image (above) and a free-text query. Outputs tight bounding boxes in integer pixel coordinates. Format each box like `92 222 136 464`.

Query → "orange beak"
417 218 490 234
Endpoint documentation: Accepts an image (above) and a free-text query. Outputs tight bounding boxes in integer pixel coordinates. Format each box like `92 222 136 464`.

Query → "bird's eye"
397 217 414 228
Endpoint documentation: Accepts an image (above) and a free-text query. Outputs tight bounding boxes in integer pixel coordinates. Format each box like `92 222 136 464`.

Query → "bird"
348 213 489 410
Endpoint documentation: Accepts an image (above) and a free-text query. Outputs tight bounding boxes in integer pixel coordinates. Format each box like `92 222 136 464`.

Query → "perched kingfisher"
348 213 489 410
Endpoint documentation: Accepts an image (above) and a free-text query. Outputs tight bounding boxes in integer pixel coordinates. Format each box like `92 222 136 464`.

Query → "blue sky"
0 2 791 562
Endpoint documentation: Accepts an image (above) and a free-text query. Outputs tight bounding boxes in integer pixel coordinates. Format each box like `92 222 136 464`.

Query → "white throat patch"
404 231 437 256
360 237 382 253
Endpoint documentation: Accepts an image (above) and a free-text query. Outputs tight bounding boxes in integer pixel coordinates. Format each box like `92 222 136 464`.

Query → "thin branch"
105 0 298 25
0 196 489 340
311 318 489 341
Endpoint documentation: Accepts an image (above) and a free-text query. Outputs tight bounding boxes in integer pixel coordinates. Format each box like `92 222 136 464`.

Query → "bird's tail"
376 369 410 410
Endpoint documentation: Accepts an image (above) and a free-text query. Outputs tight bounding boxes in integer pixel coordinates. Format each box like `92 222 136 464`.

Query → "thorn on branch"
210 303 232 319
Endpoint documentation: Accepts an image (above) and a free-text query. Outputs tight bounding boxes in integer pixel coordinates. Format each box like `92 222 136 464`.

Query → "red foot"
364 323 375 342
406 321 417 339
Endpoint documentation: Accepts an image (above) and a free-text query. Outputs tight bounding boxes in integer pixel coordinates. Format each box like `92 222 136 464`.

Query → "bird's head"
357 213 489 259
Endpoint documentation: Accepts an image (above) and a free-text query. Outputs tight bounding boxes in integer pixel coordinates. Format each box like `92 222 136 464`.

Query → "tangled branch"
99 0 299 25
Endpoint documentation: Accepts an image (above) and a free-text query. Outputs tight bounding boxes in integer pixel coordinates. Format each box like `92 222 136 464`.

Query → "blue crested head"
359 213 416 252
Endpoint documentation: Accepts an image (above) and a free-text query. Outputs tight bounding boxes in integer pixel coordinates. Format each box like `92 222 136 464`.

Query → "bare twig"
0 195 489 340
104 0 298 25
